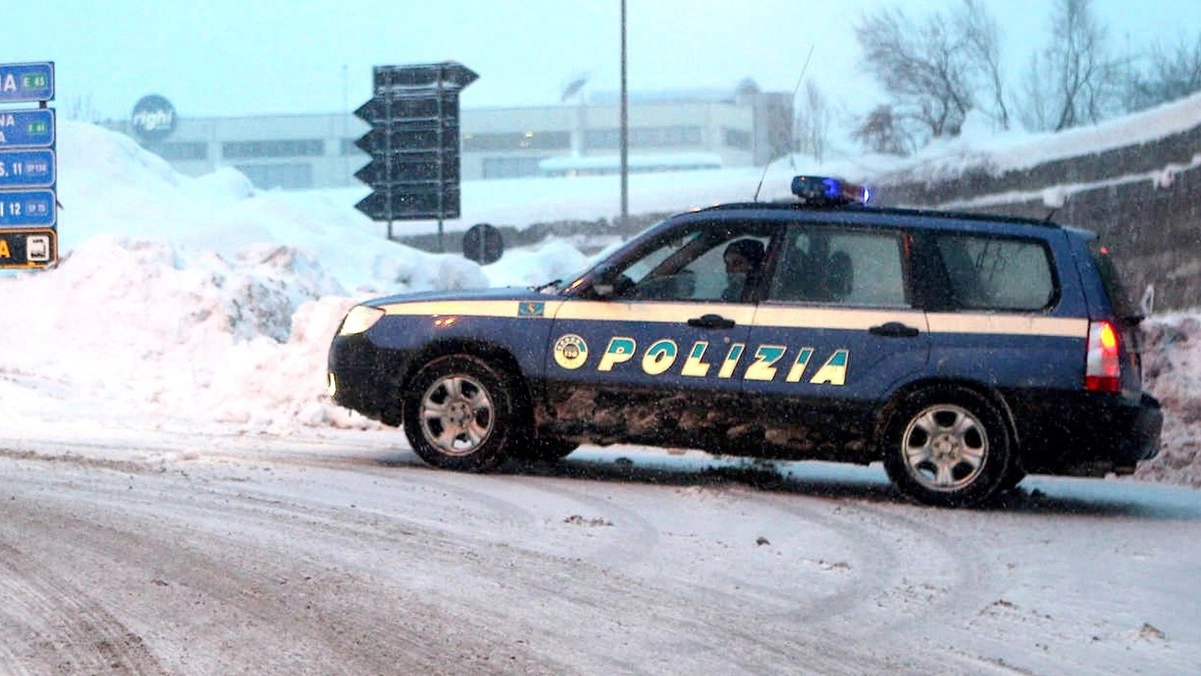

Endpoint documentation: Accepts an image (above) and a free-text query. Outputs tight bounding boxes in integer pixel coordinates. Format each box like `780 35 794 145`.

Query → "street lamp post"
620 0 629 228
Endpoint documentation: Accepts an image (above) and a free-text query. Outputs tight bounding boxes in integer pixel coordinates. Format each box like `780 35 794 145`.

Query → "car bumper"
1012 390 1163 476
327 333 411 426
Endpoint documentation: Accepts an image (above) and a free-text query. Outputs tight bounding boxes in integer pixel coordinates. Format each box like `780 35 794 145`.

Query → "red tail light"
1085 320 1121 393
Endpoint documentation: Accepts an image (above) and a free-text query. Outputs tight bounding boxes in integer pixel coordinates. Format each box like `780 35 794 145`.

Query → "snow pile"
0 122 574 435
865 92 1201 185
0 236 346 430
1139 315 1201 486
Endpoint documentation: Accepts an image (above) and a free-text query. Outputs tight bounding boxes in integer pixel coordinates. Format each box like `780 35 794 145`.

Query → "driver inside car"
721 238 765 302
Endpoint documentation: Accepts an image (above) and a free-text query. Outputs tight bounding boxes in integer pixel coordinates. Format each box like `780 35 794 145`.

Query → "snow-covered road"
2 428 1198 675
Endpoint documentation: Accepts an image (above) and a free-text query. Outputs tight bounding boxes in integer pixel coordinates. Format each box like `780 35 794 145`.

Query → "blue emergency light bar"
790 176 871 206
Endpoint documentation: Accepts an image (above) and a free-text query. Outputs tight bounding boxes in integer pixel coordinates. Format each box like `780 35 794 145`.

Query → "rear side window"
933 234 1056 311
768 225 909 307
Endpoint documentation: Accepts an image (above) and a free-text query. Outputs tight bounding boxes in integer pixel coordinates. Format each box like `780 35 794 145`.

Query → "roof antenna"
754 44 815 202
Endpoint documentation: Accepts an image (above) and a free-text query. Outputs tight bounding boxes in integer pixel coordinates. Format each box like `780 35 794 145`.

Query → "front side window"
934 234 1056 311
768 225 909 307
605 223 771 302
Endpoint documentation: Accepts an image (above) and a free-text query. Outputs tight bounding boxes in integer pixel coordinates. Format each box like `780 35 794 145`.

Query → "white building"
112 82 793 191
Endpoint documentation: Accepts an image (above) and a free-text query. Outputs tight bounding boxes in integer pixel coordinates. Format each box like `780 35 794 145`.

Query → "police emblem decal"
553 334 588 370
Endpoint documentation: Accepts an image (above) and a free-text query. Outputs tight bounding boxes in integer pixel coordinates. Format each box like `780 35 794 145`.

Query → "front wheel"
403 355 523 472
881 386 1013 508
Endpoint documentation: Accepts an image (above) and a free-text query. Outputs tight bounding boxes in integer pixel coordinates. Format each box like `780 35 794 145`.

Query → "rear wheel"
882 386 1013 507
403 355 523 472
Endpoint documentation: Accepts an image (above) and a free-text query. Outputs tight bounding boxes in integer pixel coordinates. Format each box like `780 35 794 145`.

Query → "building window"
234 163 313 190
633 126 701 147
724 128 752 150
222 139 325 159
341 137 367 156
155 141 209 161
584 126 703 150
584 129 620 150
463 131 569 152
481 156 544 179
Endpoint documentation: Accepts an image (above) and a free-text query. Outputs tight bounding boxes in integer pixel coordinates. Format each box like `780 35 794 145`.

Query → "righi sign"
130 94 176 143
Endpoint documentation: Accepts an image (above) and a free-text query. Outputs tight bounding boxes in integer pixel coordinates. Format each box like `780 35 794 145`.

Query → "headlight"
339 305 385 336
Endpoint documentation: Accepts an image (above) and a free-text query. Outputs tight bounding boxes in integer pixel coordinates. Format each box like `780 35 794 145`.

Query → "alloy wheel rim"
419 374 495 456
901 404 988 492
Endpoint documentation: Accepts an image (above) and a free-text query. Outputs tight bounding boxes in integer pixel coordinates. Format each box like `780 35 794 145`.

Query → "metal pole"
342 64 349 187
437 65 446 253
620 0 629 228
382 67 395 242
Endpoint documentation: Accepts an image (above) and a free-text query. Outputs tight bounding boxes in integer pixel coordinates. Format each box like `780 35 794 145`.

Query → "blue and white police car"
326 176 1162 507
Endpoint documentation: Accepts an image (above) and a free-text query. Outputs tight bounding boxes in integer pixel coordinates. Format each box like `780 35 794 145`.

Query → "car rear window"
1089 242 1142 320
933 234 1056 311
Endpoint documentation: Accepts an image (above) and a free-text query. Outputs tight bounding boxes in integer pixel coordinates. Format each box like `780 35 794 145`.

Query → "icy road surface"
1 427 1199 675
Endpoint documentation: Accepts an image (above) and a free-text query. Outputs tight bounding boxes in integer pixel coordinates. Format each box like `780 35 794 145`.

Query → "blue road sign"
0 62 55 103
0 149 55 188
0 109 55 148
0 189 56 227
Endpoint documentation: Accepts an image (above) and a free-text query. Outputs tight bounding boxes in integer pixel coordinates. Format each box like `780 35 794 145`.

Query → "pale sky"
5 1 1200 121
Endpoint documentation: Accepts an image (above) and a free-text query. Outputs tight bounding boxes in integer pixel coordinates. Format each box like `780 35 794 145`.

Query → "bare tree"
852 105 914 156
1020 0 1121 132
1126 34 1201 111
64 93 103 123
794 80 833 162
954 0 1009 130
853 0 1009 152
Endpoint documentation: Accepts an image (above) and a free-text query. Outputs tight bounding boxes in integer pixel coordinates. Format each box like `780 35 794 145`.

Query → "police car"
326 176 1162 507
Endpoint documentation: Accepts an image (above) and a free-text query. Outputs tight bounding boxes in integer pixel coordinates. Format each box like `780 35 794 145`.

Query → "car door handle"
869 321 921 337
687 313 736 329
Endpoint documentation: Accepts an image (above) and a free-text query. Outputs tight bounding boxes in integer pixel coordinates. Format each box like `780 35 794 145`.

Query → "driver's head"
724 239 765 274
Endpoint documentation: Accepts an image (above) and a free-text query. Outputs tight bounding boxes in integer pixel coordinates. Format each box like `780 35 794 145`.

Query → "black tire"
881 386 1013 508
514 438 579 464
1000 466 1027 492
403 355 524 472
